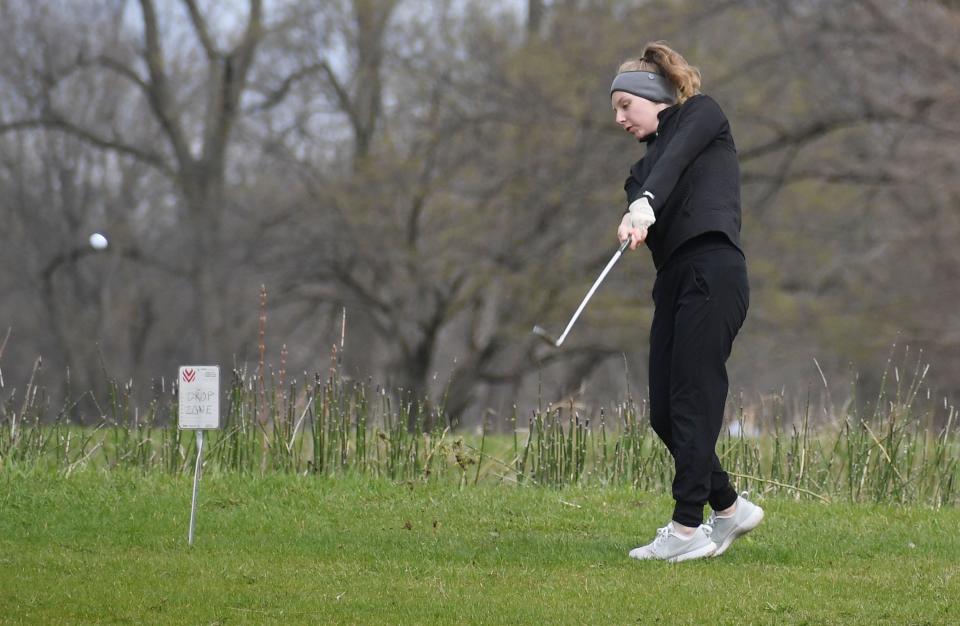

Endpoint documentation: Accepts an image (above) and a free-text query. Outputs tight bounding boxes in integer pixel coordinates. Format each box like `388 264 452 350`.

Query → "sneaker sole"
713 506 764 556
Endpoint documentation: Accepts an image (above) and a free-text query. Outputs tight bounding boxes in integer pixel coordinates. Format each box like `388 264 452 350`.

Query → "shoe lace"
653 525 671 546
654 523 711 544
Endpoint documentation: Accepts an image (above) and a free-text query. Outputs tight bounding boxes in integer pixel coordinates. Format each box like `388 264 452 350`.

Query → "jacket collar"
639 102 682 144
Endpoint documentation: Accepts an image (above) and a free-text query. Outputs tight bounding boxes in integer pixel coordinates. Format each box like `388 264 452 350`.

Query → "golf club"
532 237 632 347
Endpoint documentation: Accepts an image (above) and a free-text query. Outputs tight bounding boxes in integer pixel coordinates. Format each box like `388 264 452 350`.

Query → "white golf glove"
625 196 656 230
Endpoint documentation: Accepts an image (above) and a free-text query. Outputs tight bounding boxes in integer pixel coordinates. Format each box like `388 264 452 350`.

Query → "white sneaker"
628 522 717 563
707 492 764 556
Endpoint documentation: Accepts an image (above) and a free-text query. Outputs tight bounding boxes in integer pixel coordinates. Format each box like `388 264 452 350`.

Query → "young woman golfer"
611 41 763 562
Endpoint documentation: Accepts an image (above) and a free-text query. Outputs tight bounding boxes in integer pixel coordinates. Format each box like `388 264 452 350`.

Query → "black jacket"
624 94 742 270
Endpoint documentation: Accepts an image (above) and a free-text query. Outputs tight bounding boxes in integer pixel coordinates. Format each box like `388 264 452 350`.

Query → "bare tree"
1 0 958 424
2 0 274 362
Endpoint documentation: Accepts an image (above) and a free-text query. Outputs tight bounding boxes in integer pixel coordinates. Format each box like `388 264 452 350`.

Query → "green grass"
2 471 958 625
6 349 958 507
6 373 959 507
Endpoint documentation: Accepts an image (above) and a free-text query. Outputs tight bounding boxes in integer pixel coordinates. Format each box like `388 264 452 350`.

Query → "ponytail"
617 41 701 104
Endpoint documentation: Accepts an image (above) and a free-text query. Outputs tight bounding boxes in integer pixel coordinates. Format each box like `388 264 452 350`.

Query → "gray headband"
610 71 676 104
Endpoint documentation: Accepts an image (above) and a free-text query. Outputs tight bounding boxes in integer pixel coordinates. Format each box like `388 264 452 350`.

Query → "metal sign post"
178 366 220 546
188 430 205 546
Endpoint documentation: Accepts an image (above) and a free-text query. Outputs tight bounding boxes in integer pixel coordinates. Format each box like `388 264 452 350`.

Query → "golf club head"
531 325 560 347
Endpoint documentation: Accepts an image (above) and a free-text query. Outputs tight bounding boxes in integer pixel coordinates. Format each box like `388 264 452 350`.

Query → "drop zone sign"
178 366 220 430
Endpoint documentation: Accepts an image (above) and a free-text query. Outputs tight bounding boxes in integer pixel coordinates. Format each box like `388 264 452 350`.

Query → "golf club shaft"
555 238 631 346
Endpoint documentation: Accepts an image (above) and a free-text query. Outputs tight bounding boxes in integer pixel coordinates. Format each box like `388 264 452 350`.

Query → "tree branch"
320 61 363 136
742 168 896 186
0 116 174 178
740 111 901 162
138 0 194 168
88 54 151 93
182 0 220 60
858 0 960 75
230 0 264 106
203 0 263 167
245 62 328 114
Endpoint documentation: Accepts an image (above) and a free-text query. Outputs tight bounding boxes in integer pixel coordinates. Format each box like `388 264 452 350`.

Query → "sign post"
178 366 220 546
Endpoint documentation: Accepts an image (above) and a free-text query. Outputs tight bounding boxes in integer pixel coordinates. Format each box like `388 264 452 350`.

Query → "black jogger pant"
648 234 749 527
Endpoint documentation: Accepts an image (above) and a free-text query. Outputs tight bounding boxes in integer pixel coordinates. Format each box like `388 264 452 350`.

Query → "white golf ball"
89 233 109 250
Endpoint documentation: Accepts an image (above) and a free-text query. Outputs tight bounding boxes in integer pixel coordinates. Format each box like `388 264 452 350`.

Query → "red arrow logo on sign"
183 369 196 383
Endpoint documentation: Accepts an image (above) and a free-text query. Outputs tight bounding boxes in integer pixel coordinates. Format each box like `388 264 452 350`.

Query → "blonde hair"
618 41 701 104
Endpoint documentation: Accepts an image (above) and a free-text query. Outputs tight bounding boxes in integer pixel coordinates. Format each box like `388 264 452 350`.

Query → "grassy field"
1 470 958 625
7 352 957 509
